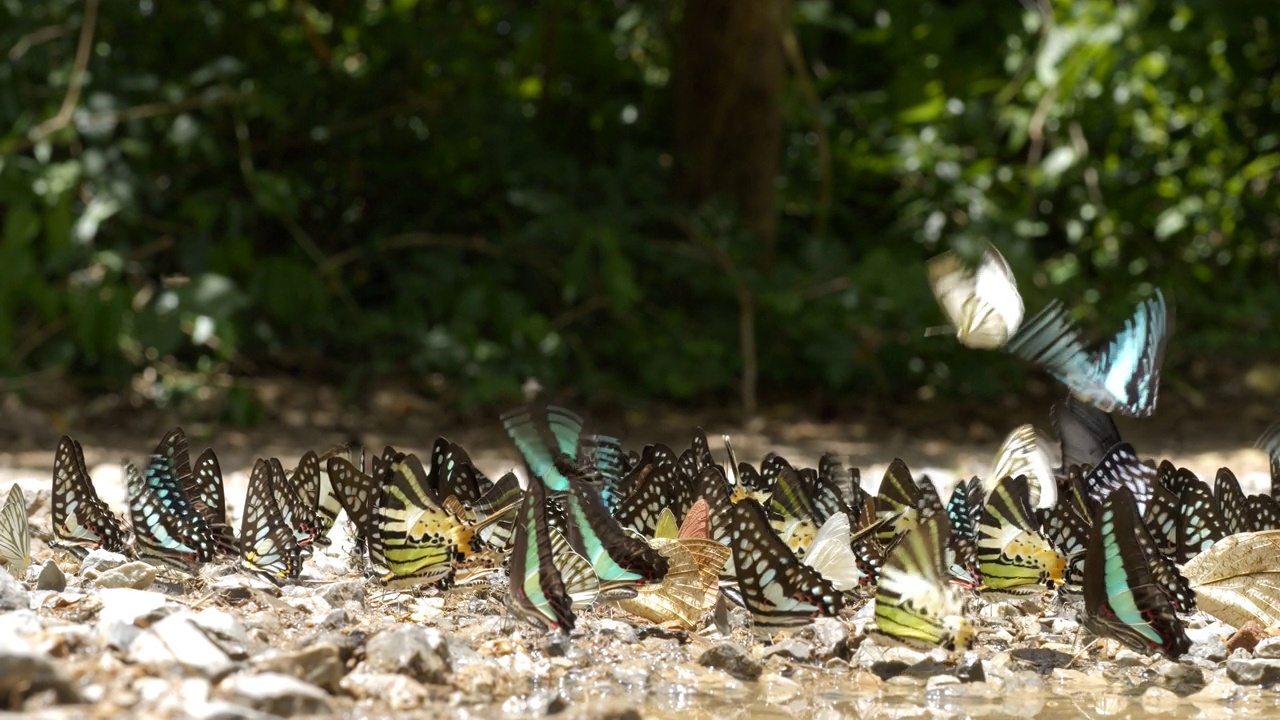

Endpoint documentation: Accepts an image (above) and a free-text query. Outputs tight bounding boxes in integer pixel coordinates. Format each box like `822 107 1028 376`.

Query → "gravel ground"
2 426 1278 718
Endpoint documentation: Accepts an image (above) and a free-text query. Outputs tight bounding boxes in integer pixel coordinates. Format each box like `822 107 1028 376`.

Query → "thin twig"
8 24 72 61
26 0 99 144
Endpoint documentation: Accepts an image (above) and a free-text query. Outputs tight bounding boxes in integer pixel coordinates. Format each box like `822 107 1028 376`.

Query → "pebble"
79 549 130 576
761 673 801 703
192 609 250 660
254 643 345 692
956 651 985 683
92 561 158 590
316 580 365 608
1226 621 1266 653
1252 635 1280 659
36 560 67 592
127 612 237 681
762 638 811 663
451 663 502 699
591 618 639 644
807 618 849 660
362 626 452 685
340 672 430 711
699 643 762 681
0 571 30 611
0 647 83 706
1225 657 1280 685
219 672 331 717
1188 637 1228 663
96 588 171 650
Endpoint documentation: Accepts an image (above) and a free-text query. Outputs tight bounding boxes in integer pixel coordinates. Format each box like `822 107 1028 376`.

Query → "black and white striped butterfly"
51 435 129 556
240 458 303 582
0 484 31 579
1008 289 1173 417
124 447 220 572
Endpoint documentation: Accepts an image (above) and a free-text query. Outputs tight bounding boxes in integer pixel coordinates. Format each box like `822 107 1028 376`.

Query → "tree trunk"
674 0 786 264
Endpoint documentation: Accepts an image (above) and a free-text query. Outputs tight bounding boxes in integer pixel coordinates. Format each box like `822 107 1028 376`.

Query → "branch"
8 24 72 62
26 0 99 144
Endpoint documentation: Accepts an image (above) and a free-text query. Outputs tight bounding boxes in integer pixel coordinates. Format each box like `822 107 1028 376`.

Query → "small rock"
1114 649 1146 667
957 652 985 683
315 580 365 608
808 618 849 660
362 626 451 685
927 674 960 689
1226 657 1280 685
1253 635 1280 659
1141 686 1179 714
592 618 638 644
210 574 281 603
340 672 429 711
451 664 501 699
192 609 250 660
0 648 82 706
1190 678 1238 701
761 673 801 703
698 643 761 681
36 560 67 592
1010 647 1072 673
255 644 345 692
219 672 330 717
93 561 157 590
1189 637 1229 663
0 571 30 611
762 639 811 663
300 630 365 666
79 549 130 576
1227 621 1266 653
97 588 171 650
316 608 347 630
128 613 236 681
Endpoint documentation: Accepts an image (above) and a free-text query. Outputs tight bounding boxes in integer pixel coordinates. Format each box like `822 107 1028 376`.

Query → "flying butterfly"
0 484 31 579
1051 394 1122 477
1007 289 1173 417
501 404 586 493
925 241 1024 349
240 458 303 582
987 424 1057 510
1080 486 1191 659
50 435 129 556
874 514 974 650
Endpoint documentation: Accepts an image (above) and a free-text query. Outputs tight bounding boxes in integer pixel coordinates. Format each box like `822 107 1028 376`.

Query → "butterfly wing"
0 485 31 578
51 436 128 554
240 459 302 581
874 514 973 650
988 424 1057 510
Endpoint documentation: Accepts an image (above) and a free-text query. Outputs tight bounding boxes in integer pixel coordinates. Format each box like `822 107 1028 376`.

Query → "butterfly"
558 460 669 594
0 484 31 579
612 451 684 538
712 492 843 632
240 458 303 582
819 453 869 511
615 529 728 630
1171 467 1229 564
802 511 868 591
1141 461 1182 556
874 514 974 650
506 471 576 633
1080 485 1191 659
874 459 940 546
313 442 363 546
1256 421 1280 497
501 404 587 493
124 451 219 572
326 452 384 565
1007 289 1173 417
1038 466 1093 588
1051 394 1122 476
547 526 600 610
926 241 1024 349
987 424 1057 510
1214 467 1248 535
181 448 238 557
276 452 323 552
1244 494 1280 532
50 435 129 556
976 475 1066 597
945 477 984 586
1082 443 1155 516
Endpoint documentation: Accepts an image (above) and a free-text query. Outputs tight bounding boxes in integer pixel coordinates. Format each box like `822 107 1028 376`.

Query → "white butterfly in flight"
926 242 1024 350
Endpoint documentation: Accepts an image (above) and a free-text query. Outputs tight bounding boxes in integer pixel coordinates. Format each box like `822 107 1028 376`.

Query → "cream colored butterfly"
987 424 1057 510
926 242 1024 349
801 512 861 591
0 484 31 579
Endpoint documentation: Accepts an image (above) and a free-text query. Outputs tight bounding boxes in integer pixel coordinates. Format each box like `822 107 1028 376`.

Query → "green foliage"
0 0 1276 416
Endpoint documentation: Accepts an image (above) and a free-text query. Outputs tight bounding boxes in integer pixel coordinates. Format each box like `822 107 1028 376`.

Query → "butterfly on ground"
506 471 577 633
1006 289 1173 417
240 458 304 582
874 514 974 650
987 424 1057 510
124 448 220 572
874 459 942 546
0 484 31 579
50 435 129 556
925 241 1024 349
976 475 1066 597
1080 485 1191 659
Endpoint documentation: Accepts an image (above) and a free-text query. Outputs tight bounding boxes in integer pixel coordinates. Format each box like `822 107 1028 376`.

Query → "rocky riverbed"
2 436 1278 718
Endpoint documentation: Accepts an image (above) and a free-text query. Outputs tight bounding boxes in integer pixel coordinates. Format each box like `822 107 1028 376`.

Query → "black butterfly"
240 458 303 582
326 453 384 564
183 448 238 557
313 442 363 546
507 470 576 633
1171 466 1229 564
819 453 868 511
613 452 683 538
1081 486 1190 658
1083 443 1154 514
1039 466 1092 588
1214 468 1248 535
705 471 842 632
945 477 983 586
124 448 218 572
1051 394 1122 477
1244 494 1280 532
275 453 322 553
50 435 129 556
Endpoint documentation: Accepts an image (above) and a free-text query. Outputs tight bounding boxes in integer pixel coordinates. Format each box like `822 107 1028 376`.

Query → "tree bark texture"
674 0 786 263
